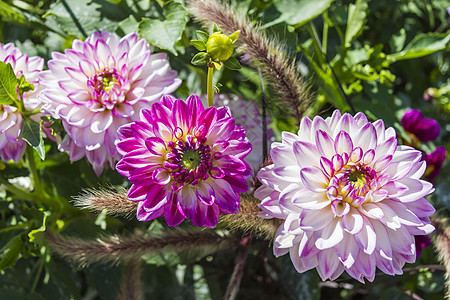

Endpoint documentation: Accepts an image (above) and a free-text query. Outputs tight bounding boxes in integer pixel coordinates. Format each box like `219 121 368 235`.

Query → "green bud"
206 32 234 62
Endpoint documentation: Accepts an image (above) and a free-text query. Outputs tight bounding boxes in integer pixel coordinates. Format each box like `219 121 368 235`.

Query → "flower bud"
423 87 437 102
206 33 234 62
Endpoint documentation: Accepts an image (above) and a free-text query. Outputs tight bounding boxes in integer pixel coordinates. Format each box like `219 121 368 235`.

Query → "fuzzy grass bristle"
46 228 235 267
186 0 311 121
73 186 137 217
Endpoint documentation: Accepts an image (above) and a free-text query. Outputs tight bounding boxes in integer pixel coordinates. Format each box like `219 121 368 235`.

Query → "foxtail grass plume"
0 43 44 163
255 110 435 282
116 95 252 228
38 31 181 175
186 0 310 121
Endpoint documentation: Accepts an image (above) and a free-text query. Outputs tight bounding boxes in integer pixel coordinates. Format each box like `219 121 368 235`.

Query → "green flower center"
347 169 368 188
181 150 202 170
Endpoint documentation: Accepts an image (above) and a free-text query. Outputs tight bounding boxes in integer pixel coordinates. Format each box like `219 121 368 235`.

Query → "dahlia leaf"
191 52 209 66
191 40 207 51
344 0 369 47
45 0 117 37
0 1 28 25
0 62 19 105
388 32 450 61
0 235 22 271
196 30 209 43
276 255 320 300
223 57 241 70
262 0 334 28
21 118 45 160
138 1 187 55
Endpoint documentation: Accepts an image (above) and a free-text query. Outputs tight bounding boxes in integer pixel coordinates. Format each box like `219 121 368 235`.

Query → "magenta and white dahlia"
116 95 252 227
255 110 435 282
38 31 181 175
0 43 44 163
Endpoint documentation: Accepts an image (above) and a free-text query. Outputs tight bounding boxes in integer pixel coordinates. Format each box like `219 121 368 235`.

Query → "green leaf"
44 0 118 37
20 118 45 160
388 32 450 62
223 56 241 70
276 256 320 300
228 30 240 43
138 1 187 55
0 62 19 105
0 1 28 25
263 0 334 28
18 75 34 94
191 40 207 51
196 30 209 43
191 52 209 66
0 235 22 271
212 22 222 33
344 0 369 47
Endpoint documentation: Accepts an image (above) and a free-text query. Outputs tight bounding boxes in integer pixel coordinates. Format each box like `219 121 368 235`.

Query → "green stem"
207 66 214 107
26 146 44 197
322 18 329 56
0 179 38 202
30 248 47 294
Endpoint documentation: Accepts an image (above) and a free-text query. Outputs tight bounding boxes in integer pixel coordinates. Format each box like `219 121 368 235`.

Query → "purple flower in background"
201 94 273 172
116 95 252 227
414 235 432 258
401 109 440 142
423 146 446 181
255 110 435 282
39 31 181 175
0 43 44 163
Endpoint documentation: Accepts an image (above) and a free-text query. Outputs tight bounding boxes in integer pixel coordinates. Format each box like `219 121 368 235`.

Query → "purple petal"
177 186 198 219
334 131 353 155
315 130 335 158
145 137 166 155
196 183 216 206
293 141 321 168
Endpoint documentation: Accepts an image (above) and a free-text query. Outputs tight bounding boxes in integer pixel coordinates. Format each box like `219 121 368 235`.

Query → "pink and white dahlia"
0 43 44 163
255 110 435 282
116 95 252 227
38 31 181 174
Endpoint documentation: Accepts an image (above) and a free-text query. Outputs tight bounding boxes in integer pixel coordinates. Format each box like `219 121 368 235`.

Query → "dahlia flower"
0 43 44 163
423 146 446 182
38 31 181 175
256 110 435 282
202 94 273 172
414 235 431 258
116 95 252 227
401 109 440 142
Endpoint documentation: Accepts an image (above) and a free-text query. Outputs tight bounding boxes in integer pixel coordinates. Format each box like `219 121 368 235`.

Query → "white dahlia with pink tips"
38 31 181 175
0 43 44 163
255 110 435 282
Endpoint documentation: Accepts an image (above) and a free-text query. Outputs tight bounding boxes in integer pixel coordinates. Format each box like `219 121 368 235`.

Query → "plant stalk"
207 65 214 107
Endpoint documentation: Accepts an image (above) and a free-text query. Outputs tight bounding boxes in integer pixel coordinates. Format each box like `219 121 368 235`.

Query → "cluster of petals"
38 31 181 174
116 95 252 227
203 94 273 172
423 146 446 181
401 109 440 142
256 110 435 282
0 43 44 163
